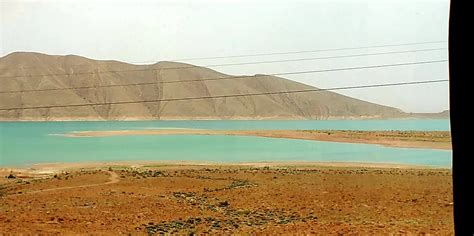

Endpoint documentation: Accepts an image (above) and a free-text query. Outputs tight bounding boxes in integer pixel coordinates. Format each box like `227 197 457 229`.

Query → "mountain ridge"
0 52 448 121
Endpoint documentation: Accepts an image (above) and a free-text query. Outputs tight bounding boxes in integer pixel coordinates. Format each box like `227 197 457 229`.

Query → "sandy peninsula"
62 129 452 150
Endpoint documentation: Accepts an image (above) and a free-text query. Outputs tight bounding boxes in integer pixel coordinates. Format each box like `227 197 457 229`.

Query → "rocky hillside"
0 52 439 120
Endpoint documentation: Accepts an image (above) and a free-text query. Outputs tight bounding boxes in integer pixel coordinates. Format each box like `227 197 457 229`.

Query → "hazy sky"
0 0 450 113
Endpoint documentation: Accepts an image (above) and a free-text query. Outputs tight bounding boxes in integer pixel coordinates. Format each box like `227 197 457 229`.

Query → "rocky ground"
0 165 453 234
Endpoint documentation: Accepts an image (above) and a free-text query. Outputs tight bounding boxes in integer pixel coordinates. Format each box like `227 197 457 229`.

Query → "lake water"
0 120 451 167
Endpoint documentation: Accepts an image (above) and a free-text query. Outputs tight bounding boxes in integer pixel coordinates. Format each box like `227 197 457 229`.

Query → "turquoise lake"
0 120 451 167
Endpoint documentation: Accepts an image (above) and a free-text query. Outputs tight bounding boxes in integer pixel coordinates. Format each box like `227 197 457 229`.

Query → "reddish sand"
0 164 453 234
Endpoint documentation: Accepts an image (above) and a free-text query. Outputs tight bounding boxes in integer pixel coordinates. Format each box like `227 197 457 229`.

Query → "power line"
4 40 447 71
187 48 446 68
0 48 446 79
0 79 448 111
171 40 447 61
0 59 448 94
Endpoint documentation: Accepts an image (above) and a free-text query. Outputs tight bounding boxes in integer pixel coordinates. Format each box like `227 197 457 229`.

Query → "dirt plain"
0 164 453 235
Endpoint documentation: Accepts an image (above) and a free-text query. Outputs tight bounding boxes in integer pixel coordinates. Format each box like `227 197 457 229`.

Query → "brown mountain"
0 52 441 120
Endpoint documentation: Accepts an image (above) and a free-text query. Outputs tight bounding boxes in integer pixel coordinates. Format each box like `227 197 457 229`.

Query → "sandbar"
62 129 452 150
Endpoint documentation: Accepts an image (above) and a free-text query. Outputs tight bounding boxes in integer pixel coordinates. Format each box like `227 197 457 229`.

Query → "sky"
0 0 450 113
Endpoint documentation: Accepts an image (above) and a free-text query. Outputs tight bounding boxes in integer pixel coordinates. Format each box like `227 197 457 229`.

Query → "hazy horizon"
0 0 450 113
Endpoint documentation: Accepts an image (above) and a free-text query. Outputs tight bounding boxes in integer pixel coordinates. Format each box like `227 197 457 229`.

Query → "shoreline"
0 160 449 177
0 117 450 122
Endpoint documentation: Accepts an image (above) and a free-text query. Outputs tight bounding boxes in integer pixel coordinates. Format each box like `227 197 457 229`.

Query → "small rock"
218 201 229 207
7 173 16 179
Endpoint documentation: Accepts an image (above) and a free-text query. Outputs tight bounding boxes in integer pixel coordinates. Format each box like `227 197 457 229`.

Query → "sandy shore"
1 160 433 173
62 129 452 150
0 161 434 183
0 163 453 234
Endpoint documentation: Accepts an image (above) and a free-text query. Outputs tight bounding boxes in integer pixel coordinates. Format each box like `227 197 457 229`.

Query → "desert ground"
0 162 453 235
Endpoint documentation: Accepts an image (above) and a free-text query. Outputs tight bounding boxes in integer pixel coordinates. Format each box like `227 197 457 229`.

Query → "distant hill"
408 110 450 119
0 52 448 120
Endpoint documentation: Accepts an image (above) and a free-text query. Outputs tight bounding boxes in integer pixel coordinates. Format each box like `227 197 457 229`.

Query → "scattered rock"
7 172 16 179
218 201 229 208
